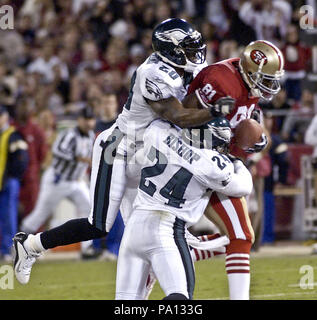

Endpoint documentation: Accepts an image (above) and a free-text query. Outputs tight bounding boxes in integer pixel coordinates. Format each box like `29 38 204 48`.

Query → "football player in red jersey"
184 40 285 299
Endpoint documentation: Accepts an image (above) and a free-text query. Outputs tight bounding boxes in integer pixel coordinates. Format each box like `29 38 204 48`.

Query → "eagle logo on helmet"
250 50 268 65
155 28 190 44
207 124 232 144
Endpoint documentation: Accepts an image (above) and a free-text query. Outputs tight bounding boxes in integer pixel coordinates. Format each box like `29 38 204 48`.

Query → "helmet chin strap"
155 51 186 69
184 60 200 73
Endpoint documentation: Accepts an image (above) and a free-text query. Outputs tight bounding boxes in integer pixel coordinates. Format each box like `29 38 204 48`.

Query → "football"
234 118 263 150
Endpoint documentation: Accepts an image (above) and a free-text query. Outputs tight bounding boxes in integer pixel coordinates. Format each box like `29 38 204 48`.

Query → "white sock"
227 273 250 300
80 240 93 253
24 233 45 254
226 253 250 300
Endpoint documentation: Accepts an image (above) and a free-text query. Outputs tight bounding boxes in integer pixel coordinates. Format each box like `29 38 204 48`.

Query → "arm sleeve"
139 67 175 101
220 160 253 197
198 159 253 198
305 115 317 146
52 130 76 161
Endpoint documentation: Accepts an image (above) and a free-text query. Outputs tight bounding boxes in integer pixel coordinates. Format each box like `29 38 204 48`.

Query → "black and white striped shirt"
51 127 95 182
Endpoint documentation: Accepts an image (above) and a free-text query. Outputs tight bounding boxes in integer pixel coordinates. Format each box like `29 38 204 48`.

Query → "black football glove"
250 109 261 124
245 133 268 153
209 96 235 117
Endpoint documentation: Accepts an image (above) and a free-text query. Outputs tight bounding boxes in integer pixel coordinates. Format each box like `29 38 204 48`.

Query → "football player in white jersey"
13 18 235 287
116 118 253 300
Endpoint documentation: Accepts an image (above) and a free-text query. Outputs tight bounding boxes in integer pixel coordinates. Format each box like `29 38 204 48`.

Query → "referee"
20 106 96 257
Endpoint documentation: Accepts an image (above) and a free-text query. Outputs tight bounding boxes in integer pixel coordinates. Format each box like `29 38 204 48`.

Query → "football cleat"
13 232 39 285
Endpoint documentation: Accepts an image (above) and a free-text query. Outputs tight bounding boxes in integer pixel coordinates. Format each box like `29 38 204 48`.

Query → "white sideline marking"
207 291 317 300
29 281 113 290
288 282 317 288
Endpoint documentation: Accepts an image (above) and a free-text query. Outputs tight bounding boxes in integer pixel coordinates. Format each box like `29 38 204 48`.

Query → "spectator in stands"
259 88 292 134
126 44 146 80
0 27 25 69
0 61 16 117
305 109 317 158
0 105 29 261
218 40 240 60
239 0 291 44
281 24 312 102
282 89 315 142
77 40 102 73
263 112 289 244
140 29 154 56
94 93 119 134
155 1 173 22
36 109 57 170
101 70 129 113
206 0 232 37
27 40 69 84
17 13 36 45
13 97 48 220
102 39 129 73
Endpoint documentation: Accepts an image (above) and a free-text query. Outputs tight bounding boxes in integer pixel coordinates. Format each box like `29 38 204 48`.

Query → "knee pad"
162 293 188 300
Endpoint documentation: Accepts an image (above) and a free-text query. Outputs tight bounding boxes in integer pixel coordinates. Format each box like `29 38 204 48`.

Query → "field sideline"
1 245 317 300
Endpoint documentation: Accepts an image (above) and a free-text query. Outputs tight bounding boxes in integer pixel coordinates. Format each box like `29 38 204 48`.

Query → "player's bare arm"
147 95 235 128
147 96 211 128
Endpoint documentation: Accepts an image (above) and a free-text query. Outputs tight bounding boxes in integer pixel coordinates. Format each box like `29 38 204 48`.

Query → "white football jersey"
116 53 205 139
133 119 235 226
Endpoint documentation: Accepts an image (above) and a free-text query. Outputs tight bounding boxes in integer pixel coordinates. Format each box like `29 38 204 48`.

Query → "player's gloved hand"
245 133 268 153
209 96 235 117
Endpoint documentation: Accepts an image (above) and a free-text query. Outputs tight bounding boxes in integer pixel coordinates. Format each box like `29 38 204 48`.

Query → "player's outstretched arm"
147 94 235 128
147 95 212 128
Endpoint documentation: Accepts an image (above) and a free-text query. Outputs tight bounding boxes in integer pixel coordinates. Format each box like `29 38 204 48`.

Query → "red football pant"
205 192 255 254
206 192 254 299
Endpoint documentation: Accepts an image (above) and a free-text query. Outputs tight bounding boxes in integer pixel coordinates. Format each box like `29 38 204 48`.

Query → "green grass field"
1 254 317 300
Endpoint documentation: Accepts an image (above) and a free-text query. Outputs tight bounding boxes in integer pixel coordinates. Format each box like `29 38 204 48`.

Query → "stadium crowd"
0 0 315 260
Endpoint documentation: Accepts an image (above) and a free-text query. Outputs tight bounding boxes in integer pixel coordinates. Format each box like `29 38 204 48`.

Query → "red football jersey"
188 58 260 129
188 58 260 158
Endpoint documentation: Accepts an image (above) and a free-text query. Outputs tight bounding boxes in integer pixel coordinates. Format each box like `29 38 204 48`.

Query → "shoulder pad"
139 61 182 101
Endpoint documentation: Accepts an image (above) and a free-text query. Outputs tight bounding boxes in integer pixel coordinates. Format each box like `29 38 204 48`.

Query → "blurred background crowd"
0 0 316 260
